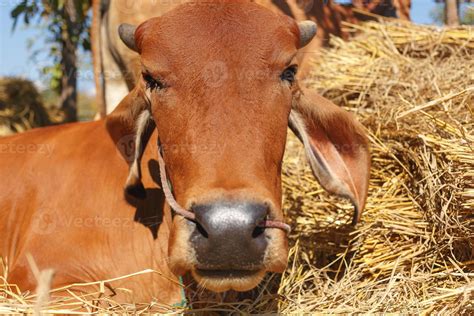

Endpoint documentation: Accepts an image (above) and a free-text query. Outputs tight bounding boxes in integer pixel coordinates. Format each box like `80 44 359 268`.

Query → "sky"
0 0 470 95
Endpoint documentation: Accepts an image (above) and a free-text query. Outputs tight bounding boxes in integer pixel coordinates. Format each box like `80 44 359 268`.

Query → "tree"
11 0 92 122
445 0 460 25
432 0 473 25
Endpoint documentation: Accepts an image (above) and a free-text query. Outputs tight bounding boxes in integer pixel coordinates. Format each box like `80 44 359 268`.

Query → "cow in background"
351 0 411 20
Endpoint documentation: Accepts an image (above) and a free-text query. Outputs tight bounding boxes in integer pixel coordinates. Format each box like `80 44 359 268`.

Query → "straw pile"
0 77 50 136
0 20 472 314
278 20 473 314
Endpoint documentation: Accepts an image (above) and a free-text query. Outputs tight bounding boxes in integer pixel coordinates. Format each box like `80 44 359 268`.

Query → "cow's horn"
118 23 138 52
297 21 317 48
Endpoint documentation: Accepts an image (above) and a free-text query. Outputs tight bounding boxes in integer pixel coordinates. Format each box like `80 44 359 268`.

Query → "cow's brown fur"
94 0 348 115
94 0 410 116
0 122 182 303
1 0 370 304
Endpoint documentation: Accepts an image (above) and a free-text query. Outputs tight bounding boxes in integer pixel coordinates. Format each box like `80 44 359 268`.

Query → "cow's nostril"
191 201 269 269
195 221 209 238
252 225 265 238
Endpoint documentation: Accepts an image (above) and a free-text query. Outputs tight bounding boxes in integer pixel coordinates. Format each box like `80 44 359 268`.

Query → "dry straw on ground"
280 20 473 314
0 20 472 314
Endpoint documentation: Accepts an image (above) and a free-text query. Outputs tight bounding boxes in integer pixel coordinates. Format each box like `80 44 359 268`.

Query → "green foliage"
430 2 474 25
41 64 62 91
10 0 92 93
463 6 474 24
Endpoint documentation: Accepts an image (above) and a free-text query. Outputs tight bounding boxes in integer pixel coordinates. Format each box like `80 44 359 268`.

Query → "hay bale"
0 21 472 314
278 20 473 313
0 77 50 135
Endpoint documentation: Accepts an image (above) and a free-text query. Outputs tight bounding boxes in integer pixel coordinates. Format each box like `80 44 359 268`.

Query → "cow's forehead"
136 2 299 72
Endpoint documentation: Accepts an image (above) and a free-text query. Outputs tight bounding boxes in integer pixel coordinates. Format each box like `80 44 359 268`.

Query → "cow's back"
0 121 182 304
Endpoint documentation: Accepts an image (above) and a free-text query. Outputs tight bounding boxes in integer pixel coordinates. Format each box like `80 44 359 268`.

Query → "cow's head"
106 2 369 292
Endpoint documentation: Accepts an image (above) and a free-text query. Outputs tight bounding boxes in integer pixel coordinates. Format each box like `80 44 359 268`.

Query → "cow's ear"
106 85 155 199
289 88 370 224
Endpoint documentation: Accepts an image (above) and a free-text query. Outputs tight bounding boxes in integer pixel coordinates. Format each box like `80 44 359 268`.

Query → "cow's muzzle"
190 201 268 272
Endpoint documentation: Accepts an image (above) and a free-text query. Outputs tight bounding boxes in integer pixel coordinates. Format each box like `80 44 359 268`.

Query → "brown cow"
0 1 370 306
92 0 347 115
93 0 411 116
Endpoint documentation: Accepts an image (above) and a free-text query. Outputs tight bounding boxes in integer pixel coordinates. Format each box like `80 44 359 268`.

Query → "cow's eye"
142 73 165 91
281 65 298 84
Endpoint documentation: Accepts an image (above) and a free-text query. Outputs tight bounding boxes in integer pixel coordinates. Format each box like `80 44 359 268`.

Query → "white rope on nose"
156 141 292 235
157 143 196 221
